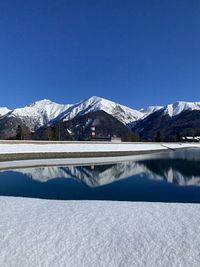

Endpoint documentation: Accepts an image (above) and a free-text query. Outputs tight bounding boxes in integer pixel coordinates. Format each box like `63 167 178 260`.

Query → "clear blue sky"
0 0 200 109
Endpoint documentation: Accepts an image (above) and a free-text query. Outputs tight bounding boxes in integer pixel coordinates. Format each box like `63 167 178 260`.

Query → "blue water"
0 149 200 203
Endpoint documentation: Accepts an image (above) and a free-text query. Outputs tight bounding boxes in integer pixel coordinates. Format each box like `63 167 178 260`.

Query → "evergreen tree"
124 131 140 142
176 132 181 142
155 131 161 142
16 125 22 140
50 126 57 140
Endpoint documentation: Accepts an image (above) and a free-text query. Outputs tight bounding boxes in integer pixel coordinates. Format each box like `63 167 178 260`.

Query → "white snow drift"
0 197 200 267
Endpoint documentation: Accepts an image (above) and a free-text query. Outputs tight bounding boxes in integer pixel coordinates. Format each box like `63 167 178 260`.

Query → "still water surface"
0 149 200 203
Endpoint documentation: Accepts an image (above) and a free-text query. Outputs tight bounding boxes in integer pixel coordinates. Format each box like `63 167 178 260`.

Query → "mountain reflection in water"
0 149 200 202
4 150 200 187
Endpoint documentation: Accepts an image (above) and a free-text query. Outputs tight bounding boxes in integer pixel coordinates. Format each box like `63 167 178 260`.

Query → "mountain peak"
0 107 11 116
165 101 200 116
86 96 102 101
10 99 71 131
60 95 143 125
140 106 163 116
2 96 200 133
29 99 55 107
83 96 109 105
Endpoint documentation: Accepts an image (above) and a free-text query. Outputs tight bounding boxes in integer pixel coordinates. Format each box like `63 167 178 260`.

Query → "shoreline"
0 142 199 163
0 151 167 170
0 149 167 162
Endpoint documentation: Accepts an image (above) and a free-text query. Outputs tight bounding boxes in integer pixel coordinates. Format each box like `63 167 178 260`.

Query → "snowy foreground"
1 197 200 267
0 142 200 154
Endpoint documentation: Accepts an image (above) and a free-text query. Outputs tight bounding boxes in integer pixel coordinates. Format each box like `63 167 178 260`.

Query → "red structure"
91 126 96 137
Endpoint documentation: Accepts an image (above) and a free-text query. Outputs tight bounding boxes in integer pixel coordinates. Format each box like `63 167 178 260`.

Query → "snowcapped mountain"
0 107 11 117
0 96 150 132
133 101 200 141
56 96 143 126
140 106 163 118
3 97 199 131
0 97 200 141
6 99 72 131
164 101 200 117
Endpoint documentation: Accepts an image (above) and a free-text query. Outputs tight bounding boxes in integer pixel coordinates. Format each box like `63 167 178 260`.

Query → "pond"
0 149 200 203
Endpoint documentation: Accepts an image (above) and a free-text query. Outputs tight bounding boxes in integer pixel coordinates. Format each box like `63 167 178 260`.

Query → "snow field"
0 197 200 267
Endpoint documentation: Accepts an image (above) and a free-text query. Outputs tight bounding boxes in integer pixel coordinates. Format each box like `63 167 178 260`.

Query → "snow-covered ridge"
164 101 200 117
1 97 200 131
59 96 144 125
0 96 160 130
139 105 163 118
0 107 11 117
4 100 72 131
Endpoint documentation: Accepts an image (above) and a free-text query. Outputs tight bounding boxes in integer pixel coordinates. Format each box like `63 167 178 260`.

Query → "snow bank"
0 142 165 154
0 197 200 267
0 142 199 155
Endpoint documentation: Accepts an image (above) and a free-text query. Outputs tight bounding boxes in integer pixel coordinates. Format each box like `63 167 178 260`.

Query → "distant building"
110 136 122 143
90 136 122 142
182 136 200 142
90 125 122 142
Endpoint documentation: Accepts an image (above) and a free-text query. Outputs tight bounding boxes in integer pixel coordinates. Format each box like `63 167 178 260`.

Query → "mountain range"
0 96 200 141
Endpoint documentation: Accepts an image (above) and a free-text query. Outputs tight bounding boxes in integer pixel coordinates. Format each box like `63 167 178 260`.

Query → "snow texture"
0 197 200 267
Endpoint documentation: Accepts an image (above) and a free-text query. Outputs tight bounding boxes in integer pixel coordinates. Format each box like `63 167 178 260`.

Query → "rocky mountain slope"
34 110 137 141
54 96 144 126
133 102 200 141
